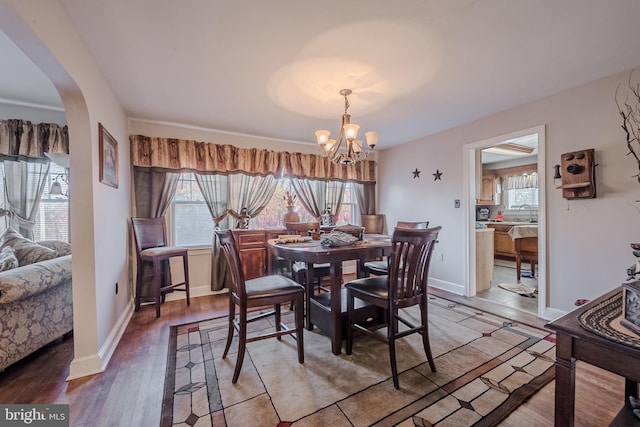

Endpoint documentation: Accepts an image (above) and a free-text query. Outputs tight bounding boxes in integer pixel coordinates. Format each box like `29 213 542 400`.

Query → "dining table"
267 234 392 355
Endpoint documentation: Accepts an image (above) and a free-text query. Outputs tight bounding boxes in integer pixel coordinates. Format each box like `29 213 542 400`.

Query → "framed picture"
99 122 118 188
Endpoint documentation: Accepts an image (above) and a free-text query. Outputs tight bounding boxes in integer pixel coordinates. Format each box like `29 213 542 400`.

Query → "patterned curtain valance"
130 134 376 183
503 172 538 190
0 120 69 161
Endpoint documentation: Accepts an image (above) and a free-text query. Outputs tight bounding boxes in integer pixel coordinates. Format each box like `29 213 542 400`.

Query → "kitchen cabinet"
231 229 266 280
477 175 501 205
486 223 516 258
476 228 494 291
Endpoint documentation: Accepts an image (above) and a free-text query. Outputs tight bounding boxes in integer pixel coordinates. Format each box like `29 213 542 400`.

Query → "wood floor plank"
0 286 629 426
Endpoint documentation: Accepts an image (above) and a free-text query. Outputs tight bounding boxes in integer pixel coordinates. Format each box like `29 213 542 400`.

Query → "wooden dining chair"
346 226 441 389
215 229 305 383
363 221 430 277
131 217 190 318
360 214 385 234
356 214 386 278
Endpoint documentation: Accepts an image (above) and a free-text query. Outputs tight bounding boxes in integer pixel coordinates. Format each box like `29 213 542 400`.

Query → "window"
0 162 69 241
171 173 217 246
170 174 361 245
504 187 539 209
334 182 357 225
252 180 314 229
254 179 358 227
32 163 70 241
502 172 538 210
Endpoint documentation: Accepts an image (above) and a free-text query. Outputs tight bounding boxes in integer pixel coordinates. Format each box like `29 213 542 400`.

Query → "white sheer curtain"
290 179 346 221
290 178 323 220
227 173 278 226
195 174 229 291
2 160 50 239
325 181 346 217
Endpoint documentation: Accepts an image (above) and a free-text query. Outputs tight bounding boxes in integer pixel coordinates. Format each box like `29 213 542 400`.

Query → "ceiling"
2 0 640 151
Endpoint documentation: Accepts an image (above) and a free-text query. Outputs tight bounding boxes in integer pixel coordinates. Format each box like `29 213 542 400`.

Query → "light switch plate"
454 199 460 208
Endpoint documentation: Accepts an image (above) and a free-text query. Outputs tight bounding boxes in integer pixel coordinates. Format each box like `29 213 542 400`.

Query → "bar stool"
132 217 190 318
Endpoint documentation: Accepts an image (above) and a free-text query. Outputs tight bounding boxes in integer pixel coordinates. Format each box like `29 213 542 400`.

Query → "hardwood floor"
475 262 539 315
0 287 630 426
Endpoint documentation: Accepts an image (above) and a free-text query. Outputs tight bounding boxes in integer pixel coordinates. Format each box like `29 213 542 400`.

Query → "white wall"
378 68 640 315
129 119 343 155
0 0 132 379
0 101 66 125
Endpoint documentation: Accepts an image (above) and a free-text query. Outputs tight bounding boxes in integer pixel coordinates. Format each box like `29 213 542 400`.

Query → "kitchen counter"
479 220 538 225
482 222 537 260
508 224 538 239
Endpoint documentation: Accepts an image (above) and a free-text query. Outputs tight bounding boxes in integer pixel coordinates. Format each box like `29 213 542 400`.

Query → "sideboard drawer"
236 232 266 246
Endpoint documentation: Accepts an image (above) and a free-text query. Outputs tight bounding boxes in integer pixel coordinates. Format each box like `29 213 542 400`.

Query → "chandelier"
314 89 379 165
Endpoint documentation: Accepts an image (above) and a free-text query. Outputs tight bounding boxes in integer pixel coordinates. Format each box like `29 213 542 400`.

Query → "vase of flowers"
283 190 299 224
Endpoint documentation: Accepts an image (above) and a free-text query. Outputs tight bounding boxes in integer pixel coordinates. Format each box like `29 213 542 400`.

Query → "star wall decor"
433 169 443 181
412 168 421 178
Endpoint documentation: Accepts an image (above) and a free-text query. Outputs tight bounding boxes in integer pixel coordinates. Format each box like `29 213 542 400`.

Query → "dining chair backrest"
388 226 441 307
215 229 246 299
361 214 385 234
285 221 321 236
132 217 168 253
396 221 429 229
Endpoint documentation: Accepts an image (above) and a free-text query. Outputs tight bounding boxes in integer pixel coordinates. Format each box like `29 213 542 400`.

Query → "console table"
546 288 640 426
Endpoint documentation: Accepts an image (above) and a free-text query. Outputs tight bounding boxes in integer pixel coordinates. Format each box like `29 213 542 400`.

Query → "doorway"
465 125 546 318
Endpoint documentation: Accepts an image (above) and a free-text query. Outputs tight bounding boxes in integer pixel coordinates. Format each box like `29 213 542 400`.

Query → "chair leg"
303 275 314 331
232 308 247 384
420 301 436 373
183 253 191 306
295 293 304 364
275 303 282 341
153 260 162 318
389 308 400 389
530 259 536 278
346 289 354 355
222 297 235 359
134 262 144 311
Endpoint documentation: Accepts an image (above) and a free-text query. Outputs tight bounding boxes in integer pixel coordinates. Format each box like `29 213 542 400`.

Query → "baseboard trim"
66 354 104 381
429 278 465 295
542 306 566 321
66 300 134 381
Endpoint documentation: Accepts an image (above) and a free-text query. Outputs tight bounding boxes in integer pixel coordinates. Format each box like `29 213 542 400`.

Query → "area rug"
498 283 537 298
161 296 555 426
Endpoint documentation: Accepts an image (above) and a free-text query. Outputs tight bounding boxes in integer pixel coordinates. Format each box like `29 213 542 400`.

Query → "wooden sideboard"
232 227 336 279
231 229 267 280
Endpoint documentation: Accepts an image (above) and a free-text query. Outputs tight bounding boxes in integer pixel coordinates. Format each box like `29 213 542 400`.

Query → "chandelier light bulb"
343 123 360 141
315 130 330 146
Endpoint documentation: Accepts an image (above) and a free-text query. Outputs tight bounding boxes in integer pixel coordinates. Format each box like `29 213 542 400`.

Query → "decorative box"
621 280 640 335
